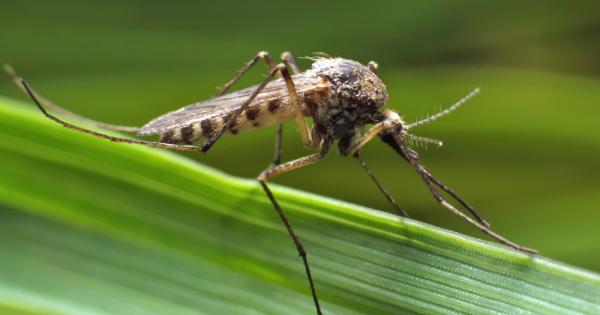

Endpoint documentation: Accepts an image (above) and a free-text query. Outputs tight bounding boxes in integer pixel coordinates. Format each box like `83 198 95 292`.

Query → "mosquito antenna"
407 87 480 130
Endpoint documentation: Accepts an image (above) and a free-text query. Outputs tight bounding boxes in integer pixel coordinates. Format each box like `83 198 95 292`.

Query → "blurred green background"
1 0 599 272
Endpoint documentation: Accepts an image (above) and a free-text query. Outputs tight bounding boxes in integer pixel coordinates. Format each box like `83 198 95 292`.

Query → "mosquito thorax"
306 58 389 141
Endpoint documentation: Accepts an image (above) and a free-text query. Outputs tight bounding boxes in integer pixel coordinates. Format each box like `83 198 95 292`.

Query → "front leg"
344 110 403 156
355 152 410 218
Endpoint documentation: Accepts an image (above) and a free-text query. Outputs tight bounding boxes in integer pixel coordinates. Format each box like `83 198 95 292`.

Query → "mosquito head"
377 110 409 155
378 115 422 161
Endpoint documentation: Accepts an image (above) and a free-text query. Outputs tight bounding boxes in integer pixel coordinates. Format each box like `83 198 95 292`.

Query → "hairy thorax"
300 58 389 143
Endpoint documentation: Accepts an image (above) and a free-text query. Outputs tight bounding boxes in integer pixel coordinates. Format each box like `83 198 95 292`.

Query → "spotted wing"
138 74 318 136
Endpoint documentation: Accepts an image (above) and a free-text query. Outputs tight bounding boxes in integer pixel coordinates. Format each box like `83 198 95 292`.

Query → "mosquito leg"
355 153 409 218
281 52 301 74
217 51 276 96
273 124 284 165
271 52 301 166
383 132 490 227
345 110 402 156
201 64 284 152
259 151 326 181
4 65 139 133
21 80 204 152
395 138 537 254
204 62 312 153
422 169 490 228
278 64 312 147
216 51 296 164
346 121 387 155
257 147 330 315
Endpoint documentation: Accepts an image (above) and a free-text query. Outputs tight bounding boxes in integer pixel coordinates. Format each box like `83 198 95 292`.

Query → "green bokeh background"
1 1 599 272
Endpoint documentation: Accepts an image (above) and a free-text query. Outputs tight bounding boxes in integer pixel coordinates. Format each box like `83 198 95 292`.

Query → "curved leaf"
0 97 599 315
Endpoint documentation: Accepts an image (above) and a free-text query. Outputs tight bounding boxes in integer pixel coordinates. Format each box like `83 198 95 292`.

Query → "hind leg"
4 65 139 133
21 80 204 152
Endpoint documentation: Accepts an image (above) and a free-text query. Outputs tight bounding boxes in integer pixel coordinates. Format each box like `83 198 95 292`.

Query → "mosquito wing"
138 74 319 136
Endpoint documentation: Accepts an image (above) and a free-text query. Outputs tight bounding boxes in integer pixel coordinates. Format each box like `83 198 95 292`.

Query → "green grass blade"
0 96 599 315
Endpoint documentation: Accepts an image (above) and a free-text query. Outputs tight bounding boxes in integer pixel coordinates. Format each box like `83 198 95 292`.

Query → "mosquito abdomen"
159 98 301 144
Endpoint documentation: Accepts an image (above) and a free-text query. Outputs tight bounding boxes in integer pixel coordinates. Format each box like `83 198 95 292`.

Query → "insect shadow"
4 52 536 315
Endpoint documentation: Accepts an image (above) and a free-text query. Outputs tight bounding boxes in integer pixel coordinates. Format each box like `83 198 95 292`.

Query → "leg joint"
258 51 270 59
281 51 292 60
276 63 287 72
257 173 267 182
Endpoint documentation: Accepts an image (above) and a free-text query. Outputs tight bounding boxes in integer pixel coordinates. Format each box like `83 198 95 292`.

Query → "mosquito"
4 52 536 315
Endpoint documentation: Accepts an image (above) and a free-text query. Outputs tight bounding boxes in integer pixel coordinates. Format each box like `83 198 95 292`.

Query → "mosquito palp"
407 134 444 148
